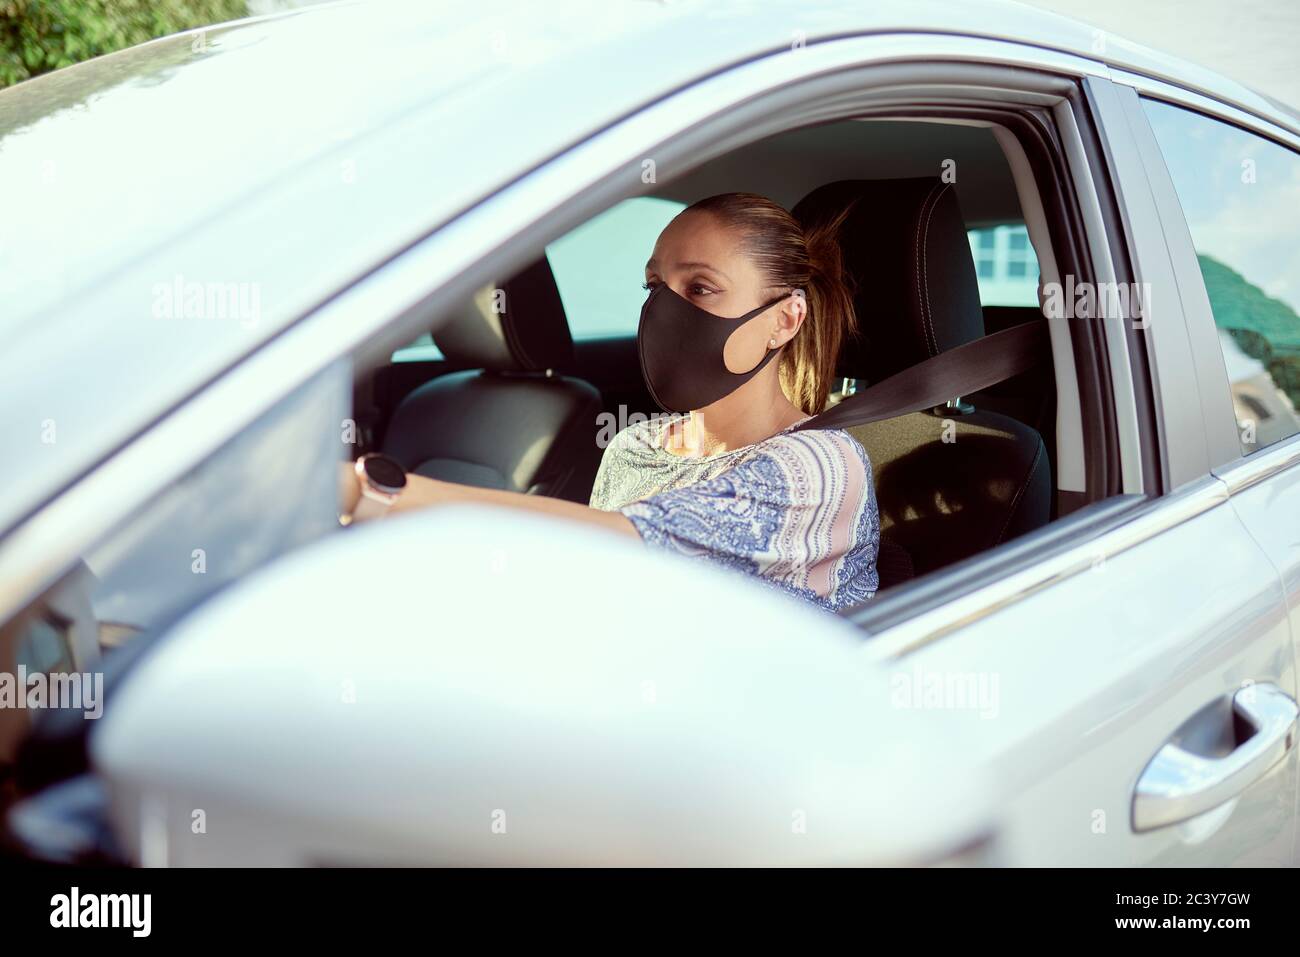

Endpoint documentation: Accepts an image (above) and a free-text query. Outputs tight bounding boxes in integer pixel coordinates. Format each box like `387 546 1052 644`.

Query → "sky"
1020 0 1300 111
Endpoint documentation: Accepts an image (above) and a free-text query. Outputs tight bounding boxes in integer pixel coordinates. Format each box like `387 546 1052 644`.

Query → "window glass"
390 196 684 359
546 196 685 339
392 331 442 363
966 225 1040 306
0 361 346 764
83 361 348 637
1143 98 1300 454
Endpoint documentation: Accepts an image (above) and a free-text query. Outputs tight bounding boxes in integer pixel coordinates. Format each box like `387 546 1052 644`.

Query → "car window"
966 225 1040 307
1142 99 1300 454
546 196 686 339
392 332 442 363
81 361 348 641
393 201 1044 356
390 196 685 359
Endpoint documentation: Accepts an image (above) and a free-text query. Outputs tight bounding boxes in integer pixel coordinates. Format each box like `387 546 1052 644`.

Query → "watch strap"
352 488 394 522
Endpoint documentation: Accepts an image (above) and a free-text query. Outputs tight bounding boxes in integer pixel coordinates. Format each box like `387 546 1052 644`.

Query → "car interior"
357 118 1066 591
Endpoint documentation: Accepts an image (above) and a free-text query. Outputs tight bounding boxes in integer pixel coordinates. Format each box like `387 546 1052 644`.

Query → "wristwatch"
350 453 408 523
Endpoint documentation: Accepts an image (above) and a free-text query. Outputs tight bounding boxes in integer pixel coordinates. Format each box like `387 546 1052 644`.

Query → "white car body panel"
868 486 1296 865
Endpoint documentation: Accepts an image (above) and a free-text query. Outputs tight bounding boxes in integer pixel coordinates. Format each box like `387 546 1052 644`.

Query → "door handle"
1131 682 1298 833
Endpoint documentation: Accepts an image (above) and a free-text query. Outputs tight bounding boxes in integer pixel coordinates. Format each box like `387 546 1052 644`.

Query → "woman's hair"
682 192 857 414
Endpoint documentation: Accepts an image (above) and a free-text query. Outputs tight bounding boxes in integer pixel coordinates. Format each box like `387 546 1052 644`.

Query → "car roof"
0 0 1290 537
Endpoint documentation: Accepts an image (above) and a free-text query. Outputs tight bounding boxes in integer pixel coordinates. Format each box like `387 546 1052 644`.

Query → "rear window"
966 225 1040 307
1142 98 1300 454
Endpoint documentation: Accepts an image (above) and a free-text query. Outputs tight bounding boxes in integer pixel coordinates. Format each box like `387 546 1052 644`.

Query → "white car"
2 0 1299 866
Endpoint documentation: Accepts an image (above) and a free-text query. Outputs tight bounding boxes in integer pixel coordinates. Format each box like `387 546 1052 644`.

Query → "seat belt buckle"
928 396 975 417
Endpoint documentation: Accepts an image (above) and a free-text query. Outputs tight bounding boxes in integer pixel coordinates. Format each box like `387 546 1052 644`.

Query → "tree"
0 0 248 88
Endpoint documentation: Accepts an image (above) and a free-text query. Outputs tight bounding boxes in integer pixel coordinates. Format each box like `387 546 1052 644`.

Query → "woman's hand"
342 458 454 523
338 460 362 517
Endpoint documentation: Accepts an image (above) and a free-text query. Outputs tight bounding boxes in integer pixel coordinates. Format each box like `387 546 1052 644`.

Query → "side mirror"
93 505 995 865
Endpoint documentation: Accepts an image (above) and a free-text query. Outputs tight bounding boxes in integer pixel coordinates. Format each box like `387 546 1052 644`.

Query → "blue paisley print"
589 414 879 612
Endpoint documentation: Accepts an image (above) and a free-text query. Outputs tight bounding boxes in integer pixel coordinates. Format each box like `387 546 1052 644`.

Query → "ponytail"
780 204 858 414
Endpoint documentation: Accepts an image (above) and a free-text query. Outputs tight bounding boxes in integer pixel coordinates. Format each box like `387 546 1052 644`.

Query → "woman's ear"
773 289 807 346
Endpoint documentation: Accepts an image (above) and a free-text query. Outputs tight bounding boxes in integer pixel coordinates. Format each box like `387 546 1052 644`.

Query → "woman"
342 192 879 611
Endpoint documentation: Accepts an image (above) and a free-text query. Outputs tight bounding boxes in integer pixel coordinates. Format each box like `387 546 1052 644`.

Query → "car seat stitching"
914 183 941 360
918 181 951 359
996 439 1044 545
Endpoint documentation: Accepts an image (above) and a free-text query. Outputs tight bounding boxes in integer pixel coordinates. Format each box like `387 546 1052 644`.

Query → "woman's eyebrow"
645 259 731 281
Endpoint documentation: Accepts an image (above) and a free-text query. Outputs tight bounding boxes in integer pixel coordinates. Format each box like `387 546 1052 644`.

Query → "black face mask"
637 283 789 413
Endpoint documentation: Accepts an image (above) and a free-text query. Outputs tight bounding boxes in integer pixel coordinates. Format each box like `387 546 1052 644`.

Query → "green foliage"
1201 254 1300 410
1197 253 1300 351
0 0 248 88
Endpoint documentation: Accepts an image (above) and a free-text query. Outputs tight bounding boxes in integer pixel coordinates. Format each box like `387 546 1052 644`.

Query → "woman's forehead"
649 210 752 277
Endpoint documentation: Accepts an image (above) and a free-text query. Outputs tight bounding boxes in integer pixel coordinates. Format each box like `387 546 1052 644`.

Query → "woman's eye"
641 280 713 296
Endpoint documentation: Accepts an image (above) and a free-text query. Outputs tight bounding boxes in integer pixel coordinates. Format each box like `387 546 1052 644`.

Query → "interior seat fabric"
382 259 603 504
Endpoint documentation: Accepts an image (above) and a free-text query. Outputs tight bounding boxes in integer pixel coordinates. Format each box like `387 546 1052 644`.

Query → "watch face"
363 455 407 493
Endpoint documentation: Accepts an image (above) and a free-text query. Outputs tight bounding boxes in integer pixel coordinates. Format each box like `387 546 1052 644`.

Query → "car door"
847 75 1298 865
1121 80 1300 858
857 483 1296 865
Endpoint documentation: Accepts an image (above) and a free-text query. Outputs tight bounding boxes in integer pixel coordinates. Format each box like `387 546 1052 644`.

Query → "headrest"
793 178 984 384
433 257 575 373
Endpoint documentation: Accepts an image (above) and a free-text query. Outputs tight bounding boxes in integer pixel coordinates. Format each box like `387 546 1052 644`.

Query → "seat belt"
793 320 1050 432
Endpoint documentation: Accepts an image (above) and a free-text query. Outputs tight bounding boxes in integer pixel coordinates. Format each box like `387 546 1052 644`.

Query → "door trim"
1109 68 1300 154
1216 434 1300 496
855 475 1227 663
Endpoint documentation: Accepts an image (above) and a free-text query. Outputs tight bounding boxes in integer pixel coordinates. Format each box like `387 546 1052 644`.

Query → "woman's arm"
341 462 638 539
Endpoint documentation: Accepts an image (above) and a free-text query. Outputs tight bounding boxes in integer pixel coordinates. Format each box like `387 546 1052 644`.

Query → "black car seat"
381 258 603 503
794 178 1052 577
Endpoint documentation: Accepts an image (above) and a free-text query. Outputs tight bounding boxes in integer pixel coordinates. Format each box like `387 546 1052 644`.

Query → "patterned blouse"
589 414 880 612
